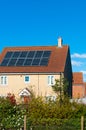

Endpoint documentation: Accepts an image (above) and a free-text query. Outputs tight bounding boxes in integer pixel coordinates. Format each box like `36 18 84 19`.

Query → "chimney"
58 37 63 47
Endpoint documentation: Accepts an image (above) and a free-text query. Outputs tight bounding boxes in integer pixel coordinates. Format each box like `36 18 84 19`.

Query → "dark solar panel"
1 59 9 66
19 51 28 58
35 51 43 58
4 51 13 58
0 50 51 66
8 59 17 66
32 58 40 66
12 51 20 58
40 58 48 66
43 51 51 57
27 51 35 58
24 59 32 66
16 59 25 66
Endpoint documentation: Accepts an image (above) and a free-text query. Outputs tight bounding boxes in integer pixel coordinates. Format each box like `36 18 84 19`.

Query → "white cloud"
80 70 86 75
71 53 86 58
71 60 83 66
80 71 86 81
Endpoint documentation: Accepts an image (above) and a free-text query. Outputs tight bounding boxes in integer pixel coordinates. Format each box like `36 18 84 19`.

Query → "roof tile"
0 45 69 73
73 72 83 84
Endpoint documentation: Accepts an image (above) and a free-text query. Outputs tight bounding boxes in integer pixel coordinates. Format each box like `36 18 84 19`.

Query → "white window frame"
46 95 56 101
0 76 8 86
48 75 54 85
24 75 30 83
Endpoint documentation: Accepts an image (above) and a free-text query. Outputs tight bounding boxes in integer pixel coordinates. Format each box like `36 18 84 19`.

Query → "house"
0 37 72 102
84 82 86 96
72 72 85 98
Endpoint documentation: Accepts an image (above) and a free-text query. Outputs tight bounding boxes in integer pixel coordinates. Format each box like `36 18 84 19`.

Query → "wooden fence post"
24 115 26 130
30 127 32 130
81 116 84 130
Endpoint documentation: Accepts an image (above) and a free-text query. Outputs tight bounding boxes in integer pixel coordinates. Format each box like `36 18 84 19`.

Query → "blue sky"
0 0 86 81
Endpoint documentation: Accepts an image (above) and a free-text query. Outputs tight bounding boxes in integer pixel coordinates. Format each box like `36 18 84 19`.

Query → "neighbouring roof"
73 72 83 84
84 82 86 88
84 82 86 86
0 45 69 73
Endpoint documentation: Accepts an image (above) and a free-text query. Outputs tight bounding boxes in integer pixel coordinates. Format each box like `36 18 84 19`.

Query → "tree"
52 77 69 105
0 94 26 129
7 92 16 105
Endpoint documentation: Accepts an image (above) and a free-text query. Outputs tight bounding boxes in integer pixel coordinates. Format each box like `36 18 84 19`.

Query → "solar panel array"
0 50 51 66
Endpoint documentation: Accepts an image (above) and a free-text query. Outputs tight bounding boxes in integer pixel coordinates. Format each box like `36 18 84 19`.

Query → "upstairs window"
0 76 7 85
48 75 54 85
24 76 30 83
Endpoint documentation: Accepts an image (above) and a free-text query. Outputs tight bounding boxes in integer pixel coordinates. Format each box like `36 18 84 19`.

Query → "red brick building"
72 72 85 98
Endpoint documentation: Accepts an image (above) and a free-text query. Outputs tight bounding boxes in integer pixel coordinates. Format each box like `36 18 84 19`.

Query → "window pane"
51 76 54 84
0 76 7 85
25 76 29 82
48 76 50 85
1 76 3 84
48 75 54 85
4 76 7 84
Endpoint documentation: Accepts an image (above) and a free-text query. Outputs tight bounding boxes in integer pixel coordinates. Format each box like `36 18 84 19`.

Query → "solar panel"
19 51 28 58
27 51 35 58
1 59 9 66
32 58 40 66
43 51 51 57
0 50 51 66
12 51 20 58
16 59 25 66
4 51 13 58
24 59 32 66
8 59 17 66
40 58 49 66
35 51 43 58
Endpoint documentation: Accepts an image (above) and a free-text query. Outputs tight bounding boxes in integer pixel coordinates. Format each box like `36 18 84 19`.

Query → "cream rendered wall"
0 74 60 99
38 74 59 96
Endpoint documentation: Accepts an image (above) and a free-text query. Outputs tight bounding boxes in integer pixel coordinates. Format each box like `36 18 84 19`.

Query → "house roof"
0 45 69 73
73 72 83 84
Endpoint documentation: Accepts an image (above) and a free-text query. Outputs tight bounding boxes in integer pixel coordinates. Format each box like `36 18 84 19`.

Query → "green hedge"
27 118 81 130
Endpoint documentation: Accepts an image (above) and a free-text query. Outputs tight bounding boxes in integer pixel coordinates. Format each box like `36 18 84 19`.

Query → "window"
46 95 56 101
0 76 7 85
24 76 30 83
48 75 54 85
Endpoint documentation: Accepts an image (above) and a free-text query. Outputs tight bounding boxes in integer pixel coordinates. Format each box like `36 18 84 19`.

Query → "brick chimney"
58 37 63 47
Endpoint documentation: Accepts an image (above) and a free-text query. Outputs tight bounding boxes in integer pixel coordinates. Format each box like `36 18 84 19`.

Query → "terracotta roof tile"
0 45 69 73
73 72 83 84
0 53 1 62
